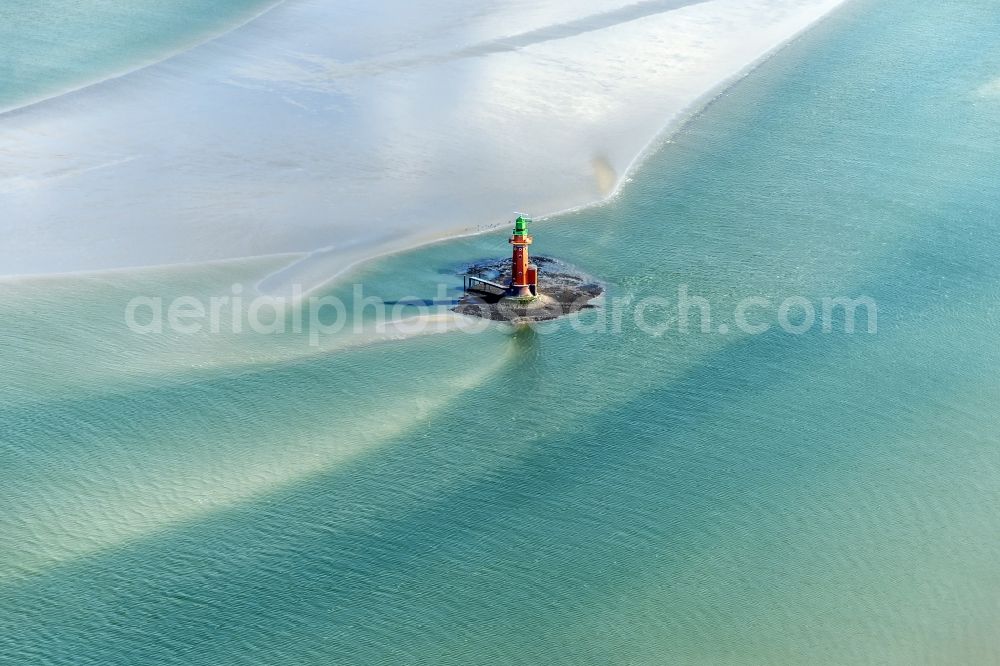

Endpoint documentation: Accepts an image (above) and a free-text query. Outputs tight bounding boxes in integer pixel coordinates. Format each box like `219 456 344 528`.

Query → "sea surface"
2 0 1000 663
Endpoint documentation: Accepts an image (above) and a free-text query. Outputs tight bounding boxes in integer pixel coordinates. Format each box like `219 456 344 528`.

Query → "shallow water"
2 0 1000 663
0 0 842 278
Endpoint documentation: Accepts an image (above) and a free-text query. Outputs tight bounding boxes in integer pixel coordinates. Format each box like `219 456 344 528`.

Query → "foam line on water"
0 335 516 582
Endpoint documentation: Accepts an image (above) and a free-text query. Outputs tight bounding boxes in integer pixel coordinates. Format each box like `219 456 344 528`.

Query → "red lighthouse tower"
508 215 538 298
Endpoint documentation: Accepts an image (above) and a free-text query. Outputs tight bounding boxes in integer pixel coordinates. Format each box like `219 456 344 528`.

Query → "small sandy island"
453 256 604 323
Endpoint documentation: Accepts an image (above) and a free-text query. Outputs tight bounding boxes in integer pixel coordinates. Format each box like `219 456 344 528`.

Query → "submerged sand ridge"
0 0 848 284
454 256 604 322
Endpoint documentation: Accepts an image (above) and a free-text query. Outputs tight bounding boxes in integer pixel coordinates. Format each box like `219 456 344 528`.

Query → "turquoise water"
0 0 275 111
3 0 1000 663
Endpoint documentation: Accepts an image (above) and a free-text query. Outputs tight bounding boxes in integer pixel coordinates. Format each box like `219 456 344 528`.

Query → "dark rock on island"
453 256 604 323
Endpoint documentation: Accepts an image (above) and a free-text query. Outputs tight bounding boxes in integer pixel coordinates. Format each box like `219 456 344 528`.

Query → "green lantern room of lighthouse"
513 215 530 236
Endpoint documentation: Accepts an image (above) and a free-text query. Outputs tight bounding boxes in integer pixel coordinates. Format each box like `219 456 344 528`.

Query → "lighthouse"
457 214 602 320
508 215 538 298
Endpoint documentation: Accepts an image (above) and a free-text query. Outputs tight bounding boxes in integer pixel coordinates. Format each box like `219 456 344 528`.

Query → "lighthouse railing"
464 275 507 297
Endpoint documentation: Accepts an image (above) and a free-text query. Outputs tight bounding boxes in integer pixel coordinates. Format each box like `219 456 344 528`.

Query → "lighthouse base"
509 285 535 299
